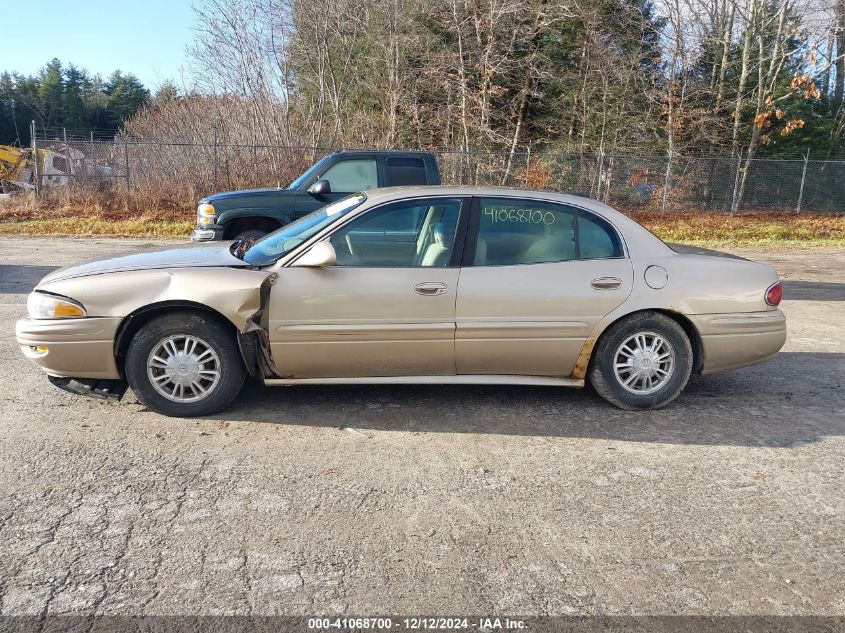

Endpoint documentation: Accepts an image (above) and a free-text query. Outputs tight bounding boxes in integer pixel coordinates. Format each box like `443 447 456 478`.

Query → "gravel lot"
0 237 843 617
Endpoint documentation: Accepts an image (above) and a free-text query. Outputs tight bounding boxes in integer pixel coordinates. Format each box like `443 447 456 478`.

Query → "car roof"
363 185 599 206
330 150 435 157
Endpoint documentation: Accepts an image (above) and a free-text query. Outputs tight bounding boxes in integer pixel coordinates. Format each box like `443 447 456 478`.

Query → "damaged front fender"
237 272 281 379
36 266 281 379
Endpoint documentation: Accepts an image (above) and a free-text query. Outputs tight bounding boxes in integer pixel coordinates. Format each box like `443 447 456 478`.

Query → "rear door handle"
591 277 622 290
414 282 448 296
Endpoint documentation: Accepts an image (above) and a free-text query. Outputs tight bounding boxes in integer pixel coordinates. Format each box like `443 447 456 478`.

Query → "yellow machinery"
1 144 117 194
0 145 48 192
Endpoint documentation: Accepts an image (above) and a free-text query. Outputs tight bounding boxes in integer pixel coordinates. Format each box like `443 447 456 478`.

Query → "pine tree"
104 71 151 130
37 59 65 130
0 72 21 144
64 64 87 130
0 60 152 143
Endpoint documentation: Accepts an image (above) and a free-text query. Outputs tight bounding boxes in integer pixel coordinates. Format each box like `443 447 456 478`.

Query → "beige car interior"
332 201 459 267
474 206 576 266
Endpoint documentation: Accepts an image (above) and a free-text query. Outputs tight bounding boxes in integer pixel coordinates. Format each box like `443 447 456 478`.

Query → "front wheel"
125 311 245 417
233 228 269 241
589 312 693 410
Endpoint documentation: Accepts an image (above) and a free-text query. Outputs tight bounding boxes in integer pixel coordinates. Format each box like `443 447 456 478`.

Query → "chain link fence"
23 127 845 213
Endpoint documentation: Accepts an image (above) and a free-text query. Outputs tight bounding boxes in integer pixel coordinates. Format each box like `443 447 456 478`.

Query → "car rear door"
455 196 633 377
268 196 469 378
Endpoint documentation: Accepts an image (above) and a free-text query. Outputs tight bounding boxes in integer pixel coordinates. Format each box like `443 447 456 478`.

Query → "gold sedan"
17 187 786 416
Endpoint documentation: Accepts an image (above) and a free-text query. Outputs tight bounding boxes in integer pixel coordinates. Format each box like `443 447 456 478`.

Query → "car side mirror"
293 241 336 267
308 179 331 195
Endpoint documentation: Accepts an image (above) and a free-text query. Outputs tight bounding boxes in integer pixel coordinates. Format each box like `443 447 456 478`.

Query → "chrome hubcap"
613 332 675 395
147 335 221 403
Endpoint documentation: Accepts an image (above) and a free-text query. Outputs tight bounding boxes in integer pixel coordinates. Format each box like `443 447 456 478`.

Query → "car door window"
330 198 462 267
473 198 624 265
474 198 577 265
386 157 427 186
321 159 378 192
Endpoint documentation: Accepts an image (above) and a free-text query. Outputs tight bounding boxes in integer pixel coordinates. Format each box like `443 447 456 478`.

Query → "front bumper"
48 375 127 401
690 310 787 374
16 316 123 379
190 226 224 242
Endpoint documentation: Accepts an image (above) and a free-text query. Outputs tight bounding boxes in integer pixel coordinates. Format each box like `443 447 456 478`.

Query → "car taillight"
765 281 783 306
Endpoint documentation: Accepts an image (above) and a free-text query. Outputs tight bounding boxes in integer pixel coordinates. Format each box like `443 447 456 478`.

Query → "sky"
4 0 196 90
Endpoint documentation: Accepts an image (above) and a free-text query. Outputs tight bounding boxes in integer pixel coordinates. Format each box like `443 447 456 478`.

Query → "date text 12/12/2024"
307 616 528 631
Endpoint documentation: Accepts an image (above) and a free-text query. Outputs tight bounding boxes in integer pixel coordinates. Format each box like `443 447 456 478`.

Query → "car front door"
295 157 379 216
455 197 634 377
268 196 468 378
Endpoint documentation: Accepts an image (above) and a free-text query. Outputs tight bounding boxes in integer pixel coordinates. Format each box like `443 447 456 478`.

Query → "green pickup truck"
190 150 441 241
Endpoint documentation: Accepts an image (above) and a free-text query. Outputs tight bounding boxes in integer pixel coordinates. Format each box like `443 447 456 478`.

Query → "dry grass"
1 193 843 246
0 192 191 238
0 217 194 238
626 210 845 247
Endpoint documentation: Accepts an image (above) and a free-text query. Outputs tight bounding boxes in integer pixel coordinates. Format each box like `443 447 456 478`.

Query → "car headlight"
27 292 87 319
197 202 216 225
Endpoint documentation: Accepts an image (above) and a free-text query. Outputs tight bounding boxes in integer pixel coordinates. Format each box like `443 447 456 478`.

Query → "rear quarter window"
579 212 623 259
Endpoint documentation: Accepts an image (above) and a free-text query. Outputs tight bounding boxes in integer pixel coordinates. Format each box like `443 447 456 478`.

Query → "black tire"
125 311 245 417
233 228 269 241
588 311 693 410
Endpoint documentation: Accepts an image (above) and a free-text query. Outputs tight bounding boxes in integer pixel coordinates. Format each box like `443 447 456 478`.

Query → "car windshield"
240 193 366 266
286 156 331 190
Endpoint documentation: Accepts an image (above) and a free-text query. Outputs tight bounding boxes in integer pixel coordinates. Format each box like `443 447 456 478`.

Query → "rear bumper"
16 317 122 379
190 226 224 242
690 310 787 374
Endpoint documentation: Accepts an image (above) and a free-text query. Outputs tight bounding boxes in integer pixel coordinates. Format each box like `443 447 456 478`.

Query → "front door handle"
591 277 622 290
414 282 448 296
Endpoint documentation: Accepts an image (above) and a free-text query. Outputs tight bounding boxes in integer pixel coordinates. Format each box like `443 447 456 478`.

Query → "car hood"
39 241 252 284
202 187 290 203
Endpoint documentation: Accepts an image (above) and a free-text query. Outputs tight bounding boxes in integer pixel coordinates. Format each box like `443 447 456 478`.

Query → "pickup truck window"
288 156 330 190
386 157 427 186
322 159 378 192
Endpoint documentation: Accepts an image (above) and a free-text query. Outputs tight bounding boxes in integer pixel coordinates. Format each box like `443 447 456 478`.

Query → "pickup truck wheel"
125 311 245 417
233 228 268 241
588 311 693 411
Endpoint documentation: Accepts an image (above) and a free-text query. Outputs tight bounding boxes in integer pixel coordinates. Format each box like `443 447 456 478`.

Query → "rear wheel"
589 311 693 410
125 311 245 417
